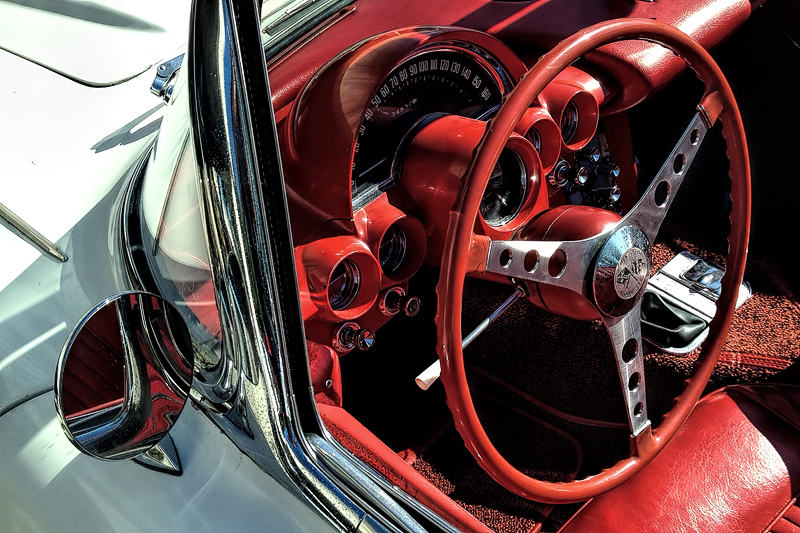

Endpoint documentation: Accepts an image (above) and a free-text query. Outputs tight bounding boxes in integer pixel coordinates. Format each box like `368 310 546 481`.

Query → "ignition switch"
548 159 571 188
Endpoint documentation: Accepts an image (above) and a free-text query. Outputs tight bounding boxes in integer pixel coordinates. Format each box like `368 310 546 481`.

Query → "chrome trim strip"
0 201 68 263
308 435 424 533
315 426 465 533
119 143 155 292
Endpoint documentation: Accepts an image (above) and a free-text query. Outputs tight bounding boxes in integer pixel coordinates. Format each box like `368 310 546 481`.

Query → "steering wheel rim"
435 18 750 504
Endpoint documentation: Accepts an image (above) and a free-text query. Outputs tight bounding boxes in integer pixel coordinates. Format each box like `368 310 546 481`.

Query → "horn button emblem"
593 225 651 317
615 247 648 299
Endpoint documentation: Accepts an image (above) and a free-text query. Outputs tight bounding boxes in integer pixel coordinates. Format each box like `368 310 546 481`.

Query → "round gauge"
560 100 580 144
328 259 360 311
352 46 510 210
480 149 527 227
379 224 407 274
526 128 542 154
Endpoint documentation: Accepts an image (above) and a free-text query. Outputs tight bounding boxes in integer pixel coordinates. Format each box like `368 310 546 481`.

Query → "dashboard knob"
581 147 601 163
332 322 374 352
570 166 589 185
355 328 375 351
379 287 421 317
597 163 621 178
379 287 406 316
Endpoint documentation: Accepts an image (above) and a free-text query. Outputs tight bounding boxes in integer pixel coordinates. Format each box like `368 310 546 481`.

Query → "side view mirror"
55 292 194 474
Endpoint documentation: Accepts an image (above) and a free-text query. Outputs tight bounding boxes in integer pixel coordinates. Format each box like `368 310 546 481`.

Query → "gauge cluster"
281 26 625 352
295 194 427 352
351 45 511 210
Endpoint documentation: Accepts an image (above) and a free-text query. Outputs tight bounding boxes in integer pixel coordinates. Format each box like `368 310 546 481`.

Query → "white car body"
0 3 335 530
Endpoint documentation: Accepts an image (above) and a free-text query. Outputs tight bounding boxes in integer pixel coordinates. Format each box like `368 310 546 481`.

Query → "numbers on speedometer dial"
351 46 510 210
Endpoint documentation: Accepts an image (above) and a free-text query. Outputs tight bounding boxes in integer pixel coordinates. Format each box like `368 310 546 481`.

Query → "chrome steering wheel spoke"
601 303 650 437
484 236 608 296
621 111 710 243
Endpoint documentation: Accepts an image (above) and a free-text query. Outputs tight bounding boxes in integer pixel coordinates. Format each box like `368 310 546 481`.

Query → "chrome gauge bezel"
560 99 580 144
480 148 529 228
378 224 408 275
328 259 361 311
526 127 543 154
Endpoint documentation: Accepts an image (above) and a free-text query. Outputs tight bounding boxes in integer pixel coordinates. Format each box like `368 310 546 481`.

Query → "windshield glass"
137 0 349 397
261 0 352 57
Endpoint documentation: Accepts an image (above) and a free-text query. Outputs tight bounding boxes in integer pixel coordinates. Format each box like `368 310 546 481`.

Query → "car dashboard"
270 0 755 354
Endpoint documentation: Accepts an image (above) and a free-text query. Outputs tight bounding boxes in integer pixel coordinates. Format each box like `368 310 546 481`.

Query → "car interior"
170 0 800 530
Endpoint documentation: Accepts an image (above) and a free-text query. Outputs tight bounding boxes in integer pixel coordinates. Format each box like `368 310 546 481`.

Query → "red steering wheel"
435 18 750 503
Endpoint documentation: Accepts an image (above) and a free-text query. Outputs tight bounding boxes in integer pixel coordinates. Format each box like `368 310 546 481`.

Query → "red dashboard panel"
459 0 757 111
269 0 759 113
279 27 527 244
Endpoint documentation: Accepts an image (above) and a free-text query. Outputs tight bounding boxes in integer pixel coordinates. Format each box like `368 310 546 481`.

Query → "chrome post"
0 201 68 262
187 0 423 530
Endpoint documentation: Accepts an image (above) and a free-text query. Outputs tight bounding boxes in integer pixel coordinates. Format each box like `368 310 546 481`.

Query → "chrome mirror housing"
55 292 194 469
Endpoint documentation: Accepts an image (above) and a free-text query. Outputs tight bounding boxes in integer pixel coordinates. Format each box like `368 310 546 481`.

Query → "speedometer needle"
358 157 388 179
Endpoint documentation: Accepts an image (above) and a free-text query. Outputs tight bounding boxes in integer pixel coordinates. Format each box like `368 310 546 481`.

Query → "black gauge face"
480 149 527 227
352 47 507 210
561 100 580 144
379 224 407 274
526 128 542 154
328 259 360 311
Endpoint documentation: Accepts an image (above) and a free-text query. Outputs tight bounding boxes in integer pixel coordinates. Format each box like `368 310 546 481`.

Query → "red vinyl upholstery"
60 302 126 416
560 384 800 533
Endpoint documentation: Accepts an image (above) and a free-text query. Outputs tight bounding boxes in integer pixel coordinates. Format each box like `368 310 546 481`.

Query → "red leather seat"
561 384 800 533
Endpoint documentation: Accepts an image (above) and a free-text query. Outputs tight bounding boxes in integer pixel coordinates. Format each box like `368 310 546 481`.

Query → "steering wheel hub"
593 225 651 317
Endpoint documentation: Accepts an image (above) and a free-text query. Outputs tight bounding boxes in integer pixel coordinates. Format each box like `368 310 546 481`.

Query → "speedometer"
351 45 511 210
